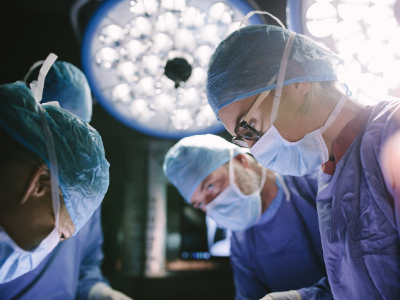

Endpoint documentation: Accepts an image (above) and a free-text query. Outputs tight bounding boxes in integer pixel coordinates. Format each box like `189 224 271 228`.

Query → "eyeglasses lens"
235 126 258 139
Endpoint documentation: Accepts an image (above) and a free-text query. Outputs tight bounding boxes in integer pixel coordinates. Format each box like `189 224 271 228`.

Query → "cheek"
215 177 230 197
205 177 230 205
258 97 274 132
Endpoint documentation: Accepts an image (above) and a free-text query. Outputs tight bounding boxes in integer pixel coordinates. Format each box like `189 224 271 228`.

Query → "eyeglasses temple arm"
243 90 271 123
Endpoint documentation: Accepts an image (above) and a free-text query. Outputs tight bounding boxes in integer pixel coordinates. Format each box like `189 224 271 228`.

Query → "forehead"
217 95 259 135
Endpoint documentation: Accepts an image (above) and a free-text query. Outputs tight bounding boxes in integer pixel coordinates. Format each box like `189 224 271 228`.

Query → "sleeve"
77 207 110 300
230 233 270 300
296 277 333 300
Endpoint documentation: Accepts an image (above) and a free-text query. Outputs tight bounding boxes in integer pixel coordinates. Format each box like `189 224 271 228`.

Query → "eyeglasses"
232 90 271 147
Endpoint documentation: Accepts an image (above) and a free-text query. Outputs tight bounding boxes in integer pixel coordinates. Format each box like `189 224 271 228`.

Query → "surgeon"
164 134 331 300
24 60 92 122
0 55 130 299
206 12 400 299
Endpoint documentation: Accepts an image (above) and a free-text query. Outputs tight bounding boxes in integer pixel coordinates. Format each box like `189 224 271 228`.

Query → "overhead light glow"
83 0 264 138
306 2 338 38
287 0 400 102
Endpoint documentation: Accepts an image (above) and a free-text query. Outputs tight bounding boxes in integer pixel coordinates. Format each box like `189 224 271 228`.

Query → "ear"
20 164 51 204
234 153 250 168
295 82 310 97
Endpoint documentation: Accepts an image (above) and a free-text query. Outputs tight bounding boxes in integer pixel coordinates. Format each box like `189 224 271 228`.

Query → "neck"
322 95 366 158
260 170 278 213
247 158 278 214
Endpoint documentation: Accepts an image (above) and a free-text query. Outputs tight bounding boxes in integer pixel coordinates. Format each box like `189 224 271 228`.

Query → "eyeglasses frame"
232 90 271 147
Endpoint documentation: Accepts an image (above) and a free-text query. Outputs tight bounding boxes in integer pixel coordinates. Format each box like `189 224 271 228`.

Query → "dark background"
0 1 287 299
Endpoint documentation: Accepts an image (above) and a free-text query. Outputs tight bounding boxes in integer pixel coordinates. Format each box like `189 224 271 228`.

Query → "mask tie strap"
239 11 286 29
319 94 350 134
30 53 60 226
274 172 290 201
270 31 296 124
228 148 235 184
258 165 268 192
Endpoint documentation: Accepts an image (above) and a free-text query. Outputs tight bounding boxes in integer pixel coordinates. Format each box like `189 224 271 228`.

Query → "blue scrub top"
230 170 328 300
316 100 400 300
0 207 108 300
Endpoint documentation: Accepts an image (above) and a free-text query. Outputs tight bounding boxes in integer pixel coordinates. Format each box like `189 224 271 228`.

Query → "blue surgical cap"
24 61 92 122
206 25 344 117
163 134 248 203
0 82 109 234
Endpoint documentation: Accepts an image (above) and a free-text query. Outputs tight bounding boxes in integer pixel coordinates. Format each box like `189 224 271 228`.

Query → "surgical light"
82 0 263 138
287 0 400 103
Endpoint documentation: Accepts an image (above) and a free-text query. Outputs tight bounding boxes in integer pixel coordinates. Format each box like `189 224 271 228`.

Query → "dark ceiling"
0 0 287 85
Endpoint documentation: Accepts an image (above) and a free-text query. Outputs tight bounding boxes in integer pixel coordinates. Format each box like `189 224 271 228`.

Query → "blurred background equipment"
81 0 264 138
287 0 400 104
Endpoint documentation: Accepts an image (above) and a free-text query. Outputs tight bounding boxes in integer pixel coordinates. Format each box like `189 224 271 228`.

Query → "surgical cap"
0 82 109 234
206 25 343 117
24 61 92 122
163 134 248 202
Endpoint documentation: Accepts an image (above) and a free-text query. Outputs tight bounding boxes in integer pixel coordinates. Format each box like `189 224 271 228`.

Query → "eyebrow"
200 173 213 192
234 95 260 130
200 179 206 192
235 111 247 129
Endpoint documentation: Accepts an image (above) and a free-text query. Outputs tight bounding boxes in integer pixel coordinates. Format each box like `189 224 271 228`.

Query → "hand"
260 290 301 300
88 282 133 300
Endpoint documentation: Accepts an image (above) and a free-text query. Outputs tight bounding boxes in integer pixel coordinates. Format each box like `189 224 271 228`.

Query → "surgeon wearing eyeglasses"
164 134 330 300
206 19 400 300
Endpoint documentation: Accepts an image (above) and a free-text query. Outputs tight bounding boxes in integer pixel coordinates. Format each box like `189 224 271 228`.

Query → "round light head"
82 0 263 138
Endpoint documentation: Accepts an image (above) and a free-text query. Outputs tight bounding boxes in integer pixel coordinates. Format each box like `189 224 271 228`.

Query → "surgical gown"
317 100 400 299
230 171 330 300
0 208 108 300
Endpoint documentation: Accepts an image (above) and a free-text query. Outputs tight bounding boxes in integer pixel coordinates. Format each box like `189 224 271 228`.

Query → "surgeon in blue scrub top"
206 20 400 299
0 60 131 300
164 134 330 300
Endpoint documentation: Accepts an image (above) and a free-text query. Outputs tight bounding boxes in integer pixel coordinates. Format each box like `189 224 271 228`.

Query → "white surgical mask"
205 149 267 232
0 53 61 284
0 225 60 283
250 31 349 176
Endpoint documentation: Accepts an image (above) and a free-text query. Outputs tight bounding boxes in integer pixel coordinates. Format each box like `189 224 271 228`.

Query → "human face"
0 163 75 250
218 83 313 148
190 155 261 212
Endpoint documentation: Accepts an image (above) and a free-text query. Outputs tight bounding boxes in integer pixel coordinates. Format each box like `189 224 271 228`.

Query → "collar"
321 105 373 175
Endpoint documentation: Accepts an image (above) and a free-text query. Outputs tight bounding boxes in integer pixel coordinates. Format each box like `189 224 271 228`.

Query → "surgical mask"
0 225 60 283
250 31 349 176
0 54 61 284
205 149 267 232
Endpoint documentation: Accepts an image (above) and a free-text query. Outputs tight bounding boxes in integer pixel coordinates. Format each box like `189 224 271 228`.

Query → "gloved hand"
260 290 301 300
88 282 133 300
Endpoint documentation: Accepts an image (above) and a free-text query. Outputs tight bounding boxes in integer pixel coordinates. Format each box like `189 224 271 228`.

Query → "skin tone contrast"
0 163 75 251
